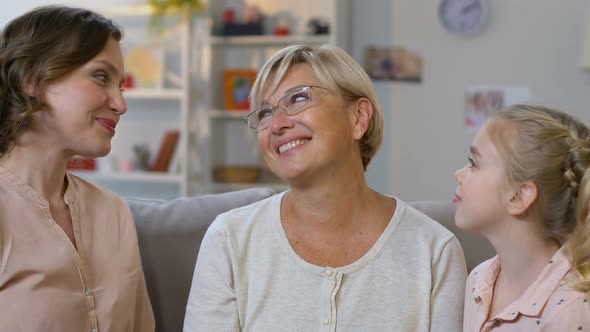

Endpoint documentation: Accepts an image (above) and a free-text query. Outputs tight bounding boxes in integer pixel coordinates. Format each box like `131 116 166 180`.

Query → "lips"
274 136 311 154
96 118 117 134
453 193 462 204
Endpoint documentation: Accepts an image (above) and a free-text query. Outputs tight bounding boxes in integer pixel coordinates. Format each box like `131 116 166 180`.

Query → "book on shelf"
150 130 180 172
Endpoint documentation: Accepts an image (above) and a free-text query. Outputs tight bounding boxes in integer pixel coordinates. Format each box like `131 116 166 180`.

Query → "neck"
485 217 560 290
0 142 69 203
285 173 383 233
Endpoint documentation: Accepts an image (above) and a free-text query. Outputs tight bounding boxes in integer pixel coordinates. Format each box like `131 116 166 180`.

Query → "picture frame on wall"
363 45 423 83
224 69 257 110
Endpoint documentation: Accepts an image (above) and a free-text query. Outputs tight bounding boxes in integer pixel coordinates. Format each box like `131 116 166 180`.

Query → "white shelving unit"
194 0 350 194
74 2 350 199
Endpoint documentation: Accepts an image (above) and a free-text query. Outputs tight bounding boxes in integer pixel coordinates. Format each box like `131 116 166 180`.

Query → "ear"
23 79 36 97
507 181 538 216
351 97 374 140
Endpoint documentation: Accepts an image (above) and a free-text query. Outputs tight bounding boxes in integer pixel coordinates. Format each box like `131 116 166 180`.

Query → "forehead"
263 64 318 101
473 126 503 164
90 38 124 72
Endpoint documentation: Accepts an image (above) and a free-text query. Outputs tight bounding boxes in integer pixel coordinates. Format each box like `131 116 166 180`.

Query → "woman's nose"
269 108 294 134
111 89 128 115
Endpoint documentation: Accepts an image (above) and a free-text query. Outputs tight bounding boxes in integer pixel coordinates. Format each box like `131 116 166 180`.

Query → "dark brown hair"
0 5 122 155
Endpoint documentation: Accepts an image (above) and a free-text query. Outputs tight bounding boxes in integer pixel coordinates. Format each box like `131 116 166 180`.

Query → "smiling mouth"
96 118 116 134
278 139 310 154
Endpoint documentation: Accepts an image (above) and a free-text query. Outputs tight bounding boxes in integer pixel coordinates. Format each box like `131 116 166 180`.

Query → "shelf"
210 35 331 47
211 182 288 192
208 110 249 120
71 171 183 184
124 88 184 100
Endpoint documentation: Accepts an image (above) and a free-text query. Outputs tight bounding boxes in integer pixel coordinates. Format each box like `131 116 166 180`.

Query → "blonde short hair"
249 44 384 170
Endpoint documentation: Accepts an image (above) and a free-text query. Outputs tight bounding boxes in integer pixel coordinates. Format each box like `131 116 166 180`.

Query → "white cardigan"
184 192 467 332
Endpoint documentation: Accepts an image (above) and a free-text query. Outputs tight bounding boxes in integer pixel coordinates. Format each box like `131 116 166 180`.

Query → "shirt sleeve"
121 203 156 332
183 217 240 332
429 236 468 332
133 265 156 332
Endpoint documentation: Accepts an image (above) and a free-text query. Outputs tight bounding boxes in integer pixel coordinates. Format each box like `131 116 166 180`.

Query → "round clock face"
439 0 487 36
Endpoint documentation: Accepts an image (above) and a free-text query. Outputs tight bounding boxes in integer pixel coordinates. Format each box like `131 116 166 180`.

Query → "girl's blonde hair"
249 44 384 170
487 105 590 292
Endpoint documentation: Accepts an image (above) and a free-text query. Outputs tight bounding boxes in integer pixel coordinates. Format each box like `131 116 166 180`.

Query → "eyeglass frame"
244 85 330 130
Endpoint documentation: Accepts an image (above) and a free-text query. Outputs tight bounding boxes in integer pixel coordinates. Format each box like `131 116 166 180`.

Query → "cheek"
258 131 270 153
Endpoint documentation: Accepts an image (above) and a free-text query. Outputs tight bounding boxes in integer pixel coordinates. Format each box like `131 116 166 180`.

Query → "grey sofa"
126 189 495 332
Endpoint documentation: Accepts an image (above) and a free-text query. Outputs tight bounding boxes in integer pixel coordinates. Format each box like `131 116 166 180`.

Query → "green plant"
148 0 205 32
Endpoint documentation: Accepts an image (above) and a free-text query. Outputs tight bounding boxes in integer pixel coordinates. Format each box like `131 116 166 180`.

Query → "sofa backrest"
126 188 275 332
127 190 495 332
410 200 495 271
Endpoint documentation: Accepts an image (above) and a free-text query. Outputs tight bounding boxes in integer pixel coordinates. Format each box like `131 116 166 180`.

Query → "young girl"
0 6 154 331
455 104 590 331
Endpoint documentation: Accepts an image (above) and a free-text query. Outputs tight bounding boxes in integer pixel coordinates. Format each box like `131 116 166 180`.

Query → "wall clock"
438 0 488 36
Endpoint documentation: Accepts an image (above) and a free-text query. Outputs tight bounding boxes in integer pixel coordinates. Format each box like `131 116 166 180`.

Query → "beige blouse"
0 167 154 332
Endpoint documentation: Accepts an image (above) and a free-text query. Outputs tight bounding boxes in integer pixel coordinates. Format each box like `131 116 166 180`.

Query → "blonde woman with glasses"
184 44 467 331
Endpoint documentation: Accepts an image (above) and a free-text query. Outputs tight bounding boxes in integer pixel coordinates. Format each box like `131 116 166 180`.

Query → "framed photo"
363 45 423 83
224 69 257 110
123 42 164 89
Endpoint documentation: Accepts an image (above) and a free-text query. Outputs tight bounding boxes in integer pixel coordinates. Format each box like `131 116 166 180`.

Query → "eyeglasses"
245 85 329 130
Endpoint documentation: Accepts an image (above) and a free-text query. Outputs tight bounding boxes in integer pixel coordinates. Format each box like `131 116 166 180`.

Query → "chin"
79 144 112 159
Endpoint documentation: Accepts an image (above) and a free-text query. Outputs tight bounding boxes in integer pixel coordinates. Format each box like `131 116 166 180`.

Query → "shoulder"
396 199 459 247
205 192 281 240
543 287 590 329
66 173 130 212
467 256 497 284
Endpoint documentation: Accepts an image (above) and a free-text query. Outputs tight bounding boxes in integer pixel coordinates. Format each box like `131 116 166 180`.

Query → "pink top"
463 246 590 331
0 167 154 331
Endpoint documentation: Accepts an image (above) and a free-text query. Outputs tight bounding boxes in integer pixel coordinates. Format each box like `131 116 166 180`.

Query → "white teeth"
278 139 309 154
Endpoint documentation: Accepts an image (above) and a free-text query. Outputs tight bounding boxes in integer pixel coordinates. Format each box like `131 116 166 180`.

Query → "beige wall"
357 0 590 200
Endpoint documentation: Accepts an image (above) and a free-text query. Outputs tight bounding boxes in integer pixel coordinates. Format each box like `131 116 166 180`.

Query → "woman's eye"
286 92 310 105
467 157 476 168
257 108 273 120
94 72 109 84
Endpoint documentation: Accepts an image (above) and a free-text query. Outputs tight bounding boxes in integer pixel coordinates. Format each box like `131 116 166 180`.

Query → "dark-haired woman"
0 6 154 331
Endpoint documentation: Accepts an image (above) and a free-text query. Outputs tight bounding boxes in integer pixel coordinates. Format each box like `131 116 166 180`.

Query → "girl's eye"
467 156 476 168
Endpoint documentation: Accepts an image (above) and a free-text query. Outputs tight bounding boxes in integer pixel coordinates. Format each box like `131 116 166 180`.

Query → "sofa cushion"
410 200 495 271
126 188 275 332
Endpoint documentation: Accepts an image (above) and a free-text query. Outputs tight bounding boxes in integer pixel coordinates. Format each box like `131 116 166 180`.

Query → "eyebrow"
260 85 310 105
94 59 126 86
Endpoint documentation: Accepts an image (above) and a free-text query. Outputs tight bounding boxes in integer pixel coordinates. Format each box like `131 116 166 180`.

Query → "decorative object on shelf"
213 166 261 183
306 17 330 35
123 73 135 89
67 158 96 171
222 4 264 36
271 12 294 36
123 44 164 88
222 23 264 36
224 69 257 110
133 143 151 171
438 0 488 36
150 130 180 172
